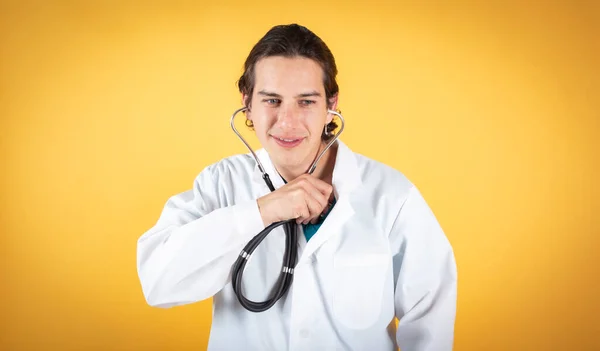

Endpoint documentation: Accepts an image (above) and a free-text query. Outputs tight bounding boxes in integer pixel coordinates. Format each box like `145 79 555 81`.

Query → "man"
137 23 457 350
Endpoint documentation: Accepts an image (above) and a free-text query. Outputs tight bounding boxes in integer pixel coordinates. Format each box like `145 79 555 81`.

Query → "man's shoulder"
353 152 414 192
195 152 256 182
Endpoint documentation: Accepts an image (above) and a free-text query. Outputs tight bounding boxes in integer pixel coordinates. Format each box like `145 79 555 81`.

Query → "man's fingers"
295 174 333 197
300 182 328 212
303 195 323 225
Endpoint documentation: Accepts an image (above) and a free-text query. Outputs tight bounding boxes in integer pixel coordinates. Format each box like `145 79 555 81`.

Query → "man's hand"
257 174 333 226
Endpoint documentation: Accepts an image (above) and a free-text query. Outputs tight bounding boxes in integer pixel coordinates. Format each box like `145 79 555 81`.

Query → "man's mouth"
272 136 304 148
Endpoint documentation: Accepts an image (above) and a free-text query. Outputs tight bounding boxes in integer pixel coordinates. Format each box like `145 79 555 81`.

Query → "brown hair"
237 24 339 141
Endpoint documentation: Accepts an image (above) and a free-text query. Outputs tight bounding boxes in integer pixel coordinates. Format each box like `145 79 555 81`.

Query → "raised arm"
136 166 265 308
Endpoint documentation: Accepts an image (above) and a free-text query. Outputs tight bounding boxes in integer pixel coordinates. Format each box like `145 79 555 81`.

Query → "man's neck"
277 142 338 186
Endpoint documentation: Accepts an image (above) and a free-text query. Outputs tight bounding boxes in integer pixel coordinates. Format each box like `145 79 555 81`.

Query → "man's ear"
242 93 251 117
326 94 339 124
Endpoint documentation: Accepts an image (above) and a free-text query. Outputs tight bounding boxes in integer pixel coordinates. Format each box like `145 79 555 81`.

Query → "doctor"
137 24 457 350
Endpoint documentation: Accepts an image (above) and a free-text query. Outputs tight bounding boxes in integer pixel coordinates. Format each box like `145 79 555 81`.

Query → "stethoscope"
229 106 345 312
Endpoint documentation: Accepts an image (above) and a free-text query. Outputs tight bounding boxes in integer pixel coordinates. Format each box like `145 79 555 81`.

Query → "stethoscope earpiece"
230 107 345 176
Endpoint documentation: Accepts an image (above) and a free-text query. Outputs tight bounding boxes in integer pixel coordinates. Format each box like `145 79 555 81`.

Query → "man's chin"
269 154 310 176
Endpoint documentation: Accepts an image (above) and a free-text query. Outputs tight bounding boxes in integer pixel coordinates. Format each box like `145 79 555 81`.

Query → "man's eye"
264 99 280 105
300 100 315 106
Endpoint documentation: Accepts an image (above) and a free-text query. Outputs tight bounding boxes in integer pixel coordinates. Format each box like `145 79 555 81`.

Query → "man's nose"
276 103 301 128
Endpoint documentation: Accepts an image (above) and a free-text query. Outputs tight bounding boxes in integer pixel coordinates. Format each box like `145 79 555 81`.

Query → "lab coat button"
299 329 310 338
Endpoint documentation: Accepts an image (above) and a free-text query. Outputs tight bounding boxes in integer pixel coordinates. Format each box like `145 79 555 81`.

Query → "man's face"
244 56 336 174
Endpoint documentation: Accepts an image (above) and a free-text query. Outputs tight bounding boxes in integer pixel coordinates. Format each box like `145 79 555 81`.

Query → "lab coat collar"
251 139 362 195
329 139 362 197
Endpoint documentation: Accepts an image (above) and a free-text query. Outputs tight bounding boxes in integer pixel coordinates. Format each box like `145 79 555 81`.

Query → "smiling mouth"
272 136 305 148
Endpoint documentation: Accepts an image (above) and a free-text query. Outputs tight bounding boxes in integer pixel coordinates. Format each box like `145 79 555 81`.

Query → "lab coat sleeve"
136 166 266 308
390 186 457 351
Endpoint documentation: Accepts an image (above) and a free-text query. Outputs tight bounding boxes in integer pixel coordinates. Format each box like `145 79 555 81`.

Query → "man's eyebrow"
296 91 322 98
257 90 322 98
257 90 282 98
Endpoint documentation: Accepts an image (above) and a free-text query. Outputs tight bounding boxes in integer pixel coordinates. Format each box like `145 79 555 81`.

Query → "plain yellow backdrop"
1 1 598 350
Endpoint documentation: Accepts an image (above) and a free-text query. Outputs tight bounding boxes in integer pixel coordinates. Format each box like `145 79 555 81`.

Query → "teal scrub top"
302 197 336 241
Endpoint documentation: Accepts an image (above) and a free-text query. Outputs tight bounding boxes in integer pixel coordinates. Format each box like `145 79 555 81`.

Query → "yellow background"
1 1 598 350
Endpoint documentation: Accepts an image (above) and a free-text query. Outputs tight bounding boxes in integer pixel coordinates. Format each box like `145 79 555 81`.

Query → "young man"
137 24 457 350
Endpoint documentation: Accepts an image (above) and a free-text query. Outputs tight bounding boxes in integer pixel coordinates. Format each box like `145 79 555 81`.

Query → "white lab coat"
137 140 457 351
